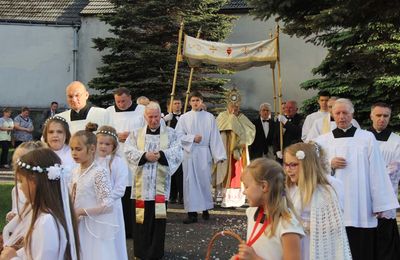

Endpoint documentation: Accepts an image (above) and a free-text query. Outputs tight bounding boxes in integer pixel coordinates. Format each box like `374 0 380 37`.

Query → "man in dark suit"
249 103 275 160
40 101 59 130
274 100 303 159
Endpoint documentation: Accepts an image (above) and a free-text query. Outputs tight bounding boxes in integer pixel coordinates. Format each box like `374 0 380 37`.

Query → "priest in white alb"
175 91 226 224
306 96 360 141
124 101 182 260
367 102 400 260
105 87 145 239
315 98 399 260
57 81 108 134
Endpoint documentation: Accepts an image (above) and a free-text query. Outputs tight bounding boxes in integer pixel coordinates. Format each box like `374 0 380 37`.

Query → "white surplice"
57 107 108 135
301 110 330 141
315 129 399 227
106 105 145 187
12 213 68 260
96 155 129 260
124 125 183 200
375 132 400 219
175 110 227 212
307 116 360 142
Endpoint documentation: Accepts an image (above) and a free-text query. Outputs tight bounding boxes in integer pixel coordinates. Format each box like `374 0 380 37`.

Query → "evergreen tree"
246 0 400 129
89 0 235 110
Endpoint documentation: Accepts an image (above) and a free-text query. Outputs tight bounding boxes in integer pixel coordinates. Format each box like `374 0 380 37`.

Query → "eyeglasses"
283 162 299 170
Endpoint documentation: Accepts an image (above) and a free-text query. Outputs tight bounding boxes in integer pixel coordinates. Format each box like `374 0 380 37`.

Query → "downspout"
72 25 80 81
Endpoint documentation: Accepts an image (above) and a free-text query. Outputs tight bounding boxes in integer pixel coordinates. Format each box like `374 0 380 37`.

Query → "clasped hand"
146 151 160 162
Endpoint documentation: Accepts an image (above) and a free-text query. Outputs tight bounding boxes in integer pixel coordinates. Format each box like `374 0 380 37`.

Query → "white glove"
163 113 173 122
276 151 283 159
277 115 288 125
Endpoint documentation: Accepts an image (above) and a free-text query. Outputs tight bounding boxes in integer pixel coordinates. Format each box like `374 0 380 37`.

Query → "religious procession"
1 1 400 260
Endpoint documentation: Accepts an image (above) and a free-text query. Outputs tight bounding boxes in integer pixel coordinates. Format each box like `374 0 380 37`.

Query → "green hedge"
0 183 13 230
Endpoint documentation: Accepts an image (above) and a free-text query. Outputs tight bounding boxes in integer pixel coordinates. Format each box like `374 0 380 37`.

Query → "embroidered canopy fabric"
183 35 277 71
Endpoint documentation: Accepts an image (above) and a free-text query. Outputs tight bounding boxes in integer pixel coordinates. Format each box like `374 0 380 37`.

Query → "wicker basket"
205 230 244 260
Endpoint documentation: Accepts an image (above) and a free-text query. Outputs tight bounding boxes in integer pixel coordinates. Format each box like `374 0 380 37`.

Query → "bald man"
57 81 107 134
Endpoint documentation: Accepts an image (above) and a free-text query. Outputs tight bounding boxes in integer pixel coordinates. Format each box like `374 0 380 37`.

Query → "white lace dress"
96 155 128 260
71 163 118 260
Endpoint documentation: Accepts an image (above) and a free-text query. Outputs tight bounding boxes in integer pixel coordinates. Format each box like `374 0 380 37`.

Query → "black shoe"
202 210 210 220
183 216 197 224
178 198 184 204
169 200 177 204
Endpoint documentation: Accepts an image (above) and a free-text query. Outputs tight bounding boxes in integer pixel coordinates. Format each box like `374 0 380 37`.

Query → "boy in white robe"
368 102 400 260
301 90 330 141
315 98 399 260
175 91 226 224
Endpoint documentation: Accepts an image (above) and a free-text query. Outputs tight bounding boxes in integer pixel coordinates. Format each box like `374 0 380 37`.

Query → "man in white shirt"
315 98 399 260
301 91 330 141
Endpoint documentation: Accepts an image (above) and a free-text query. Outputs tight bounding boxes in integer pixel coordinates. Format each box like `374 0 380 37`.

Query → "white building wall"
224 14 327 110
77 16 112 89
0 24 75 108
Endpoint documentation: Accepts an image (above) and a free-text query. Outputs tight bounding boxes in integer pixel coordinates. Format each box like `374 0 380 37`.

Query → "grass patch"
0 182 13 230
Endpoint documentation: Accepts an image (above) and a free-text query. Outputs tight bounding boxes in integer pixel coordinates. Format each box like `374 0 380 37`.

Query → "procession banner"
183 35 277 71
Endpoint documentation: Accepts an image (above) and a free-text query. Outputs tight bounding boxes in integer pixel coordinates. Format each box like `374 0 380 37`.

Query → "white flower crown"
97 130 118 140
16 159 62 180
295 150 305 160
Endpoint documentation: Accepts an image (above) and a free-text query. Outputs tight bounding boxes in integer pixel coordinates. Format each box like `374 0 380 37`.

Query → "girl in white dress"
232 158 304 260
42 116 76 169
0 148 79 260
70 125 118 260
4 141 45 223
95 125 128 260
284 142 351 260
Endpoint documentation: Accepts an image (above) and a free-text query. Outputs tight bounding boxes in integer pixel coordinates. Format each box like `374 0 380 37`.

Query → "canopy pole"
269 32 278 117
169 21 184 113
275 24 284 153
184 27 202 113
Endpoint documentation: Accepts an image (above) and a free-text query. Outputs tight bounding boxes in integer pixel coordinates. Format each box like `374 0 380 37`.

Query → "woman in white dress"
0 148 79 260
95 125 128 260
70 125 118 260
284 142 351 260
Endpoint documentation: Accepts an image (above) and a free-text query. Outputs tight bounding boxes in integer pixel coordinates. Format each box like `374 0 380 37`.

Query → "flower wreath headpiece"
97 130 118 140
16 159 62 180
44 115 67 127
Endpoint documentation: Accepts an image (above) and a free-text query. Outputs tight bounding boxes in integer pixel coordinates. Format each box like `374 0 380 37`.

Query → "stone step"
0 170 14 181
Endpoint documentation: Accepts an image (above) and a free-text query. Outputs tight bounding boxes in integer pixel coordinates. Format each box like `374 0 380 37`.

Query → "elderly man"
124 101 182 260
57 81 107 134
315 98 399 260
214 100 255 207
301 90 330 141
367 102 400 259
249 102 275 160
106 87 145 238
306 96 360 141
274 100 303 158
